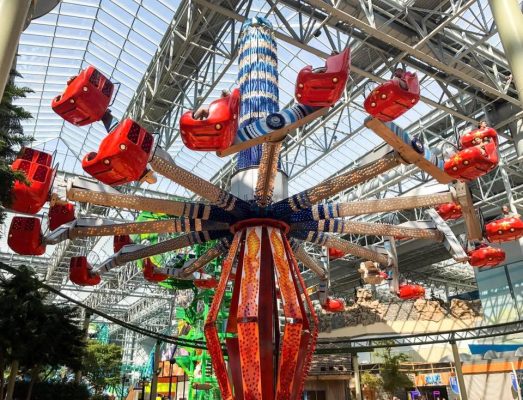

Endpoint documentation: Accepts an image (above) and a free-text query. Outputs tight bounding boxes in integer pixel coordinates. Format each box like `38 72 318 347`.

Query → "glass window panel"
104 1 135 26
133 20 162 44
55 26 91 41
476 266 518 324
112 0 140 15
93 21 127 46
98 10 130 36
136 7 166 34
507 261 523 319
60 2 99 18
58 15 96 29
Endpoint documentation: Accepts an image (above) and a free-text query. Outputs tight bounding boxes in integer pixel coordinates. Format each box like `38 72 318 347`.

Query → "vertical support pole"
489 0 523 109
498 158 518 214
0 0 32 99
75 310 91 383
351 353 363 400
385 237 399 293
150 340 161 400
450 339 469 400
168 360 174 400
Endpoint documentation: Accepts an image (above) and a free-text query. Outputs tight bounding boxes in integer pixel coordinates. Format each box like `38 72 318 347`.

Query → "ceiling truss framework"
2 0 522 343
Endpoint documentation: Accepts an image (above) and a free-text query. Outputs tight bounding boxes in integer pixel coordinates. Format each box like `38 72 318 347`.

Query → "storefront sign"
415 372 450 387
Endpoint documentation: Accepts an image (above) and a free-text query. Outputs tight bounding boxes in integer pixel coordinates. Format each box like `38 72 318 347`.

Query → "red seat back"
113 235 133 253
468 246 505 267
322 297 345 313
486 217 523 243
444 141 499 181
10 155 54 214
295 48 350 107
398 284 425 300
363 73 420 122
460 127 498 149
18 147 52 166
69 256 101 286
328 247 345 260
52 66 113 126
48 203 76 231
8 217 46 255
194 278 219 289
180 88 240 151
436 203 462 220
143 258 168 282
82 119 153 186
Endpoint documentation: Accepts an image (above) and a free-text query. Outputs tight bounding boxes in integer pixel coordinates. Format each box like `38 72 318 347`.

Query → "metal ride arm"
67 188 234 223
150 147 251 218
177 238 230 279
93 230 229 275
289 191 455 222
291 240 328 281
273 152 401 216
291 220 443 241
453 181 483 240
255 142 282 207
44 218 228 244
426 208 469 262
291 231 390 265
216 107 328 157
365 118 454 184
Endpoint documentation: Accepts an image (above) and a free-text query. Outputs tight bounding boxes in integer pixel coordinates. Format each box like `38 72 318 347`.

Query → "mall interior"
1 0 523 399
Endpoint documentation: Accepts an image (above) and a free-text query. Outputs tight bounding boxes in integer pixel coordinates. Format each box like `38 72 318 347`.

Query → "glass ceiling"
15 0 179 179
1 0 510 305
11 0 504 199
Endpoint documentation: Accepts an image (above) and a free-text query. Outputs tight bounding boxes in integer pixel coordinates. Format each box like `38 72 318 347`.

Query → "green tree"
0 70 32 225
361 370 383 396
378 346 413 399
22 304 85 400
0 264 87 400
0 265 45 400
83 340 123 395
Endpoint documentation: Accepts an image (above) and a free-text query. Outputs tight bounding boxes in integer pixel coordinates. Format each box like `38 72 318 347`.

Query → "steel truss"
316 319 523 353
3 0 522 348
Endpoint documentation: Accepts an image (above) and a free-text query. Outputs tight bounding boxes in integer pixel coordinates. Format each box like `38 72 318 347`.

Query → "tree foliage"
83 340 123 395
378 346 413 398
0 264 86 400
361 370 383 391
0 70 33 224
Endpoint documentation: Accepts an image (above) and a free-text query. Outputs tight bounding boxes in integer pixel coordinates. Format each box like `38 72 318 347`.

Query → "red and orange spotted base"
204 219 318 400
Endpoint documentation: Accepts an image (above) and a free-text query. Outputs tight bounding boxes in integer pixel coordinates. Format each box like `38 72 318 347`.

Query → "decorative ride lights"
6 11 523 400
204 219 317 400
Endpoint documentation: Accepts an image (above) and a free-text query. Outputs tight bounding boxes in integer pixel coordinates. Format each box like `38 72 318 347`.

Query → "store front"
409 373 453 400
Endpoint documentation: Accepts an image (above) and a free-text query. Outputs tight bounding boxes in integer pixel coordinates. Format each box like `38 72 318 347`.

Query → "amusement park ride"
6 16 523 400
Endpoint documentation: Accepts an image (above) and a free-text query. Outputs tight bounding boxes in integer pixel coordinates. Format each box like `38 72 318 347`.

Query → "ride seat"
52 66 114 126
485 217 523 243
82 119 153 186
364 72 420 122
444 141 498 181
143 258 168 282
48 202 75 231
8 217 46 255
295 48 351 107
468 246 505 267
398 284 425 300
436 203 462 220
460 127 498 149
113 235 133 253
10 150 54 214
69 256 101 286
180 89 240 151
